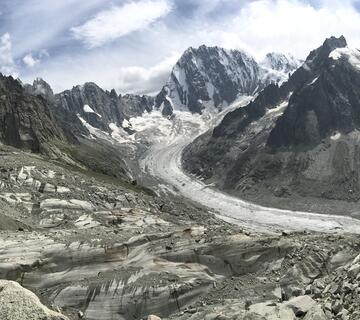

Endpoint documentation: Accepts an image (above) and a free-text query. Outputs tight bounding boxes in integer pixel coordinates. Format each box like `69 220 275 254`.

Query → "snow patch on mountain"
109 123 134 144
77 115 109 141
83 104 102 118
329 47 360 70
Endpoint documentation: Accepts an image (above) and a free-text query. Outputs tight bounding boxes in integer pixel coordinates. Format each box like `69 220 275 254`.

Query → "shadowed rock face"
267 52 360 148
0 75 65 154
55 83 154 132
183 36 360 205
155 45 300 115
25 78 89 144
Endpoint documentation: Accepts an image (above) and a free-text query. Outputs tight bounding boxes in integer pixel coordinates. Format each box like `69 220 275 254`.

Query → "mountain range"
0 43 299 162
2 36 360 320
183 36 360 210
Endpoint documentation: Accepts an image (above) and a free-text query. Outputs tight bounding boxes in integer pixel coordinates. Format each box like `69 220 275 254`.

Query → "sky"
1 0 360 95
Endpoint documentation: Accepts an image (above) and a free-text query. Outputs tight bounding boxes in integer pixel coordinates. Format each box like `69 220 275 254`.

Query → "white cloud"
71 0 172 48
112 52 180 94
24 51 180 95
196 0 360 59
0 33 18 77
18 0 360 94
7 0 106 57
23 53 40 67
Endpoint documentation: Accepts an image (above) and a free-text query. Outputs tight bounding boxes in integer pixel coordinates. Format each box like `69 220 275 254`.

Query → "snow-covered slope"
155 45 300 115
260 52 302 84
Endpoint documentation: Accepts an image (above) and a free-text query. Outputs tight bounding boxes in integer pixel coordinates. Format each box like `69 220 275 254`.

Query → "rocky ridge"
182 36 360 212
55 82 154 133
0 75 66 155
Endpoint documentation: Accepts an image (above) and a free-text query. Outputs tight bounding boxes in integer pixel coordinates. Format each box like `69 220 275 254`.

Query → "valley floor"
1 99 360 320
138 104 360 235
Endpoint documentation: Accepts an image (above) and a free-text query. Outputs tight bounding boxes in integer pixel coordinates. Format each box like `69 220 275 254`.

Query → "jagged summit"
155 44 300 115
267 35 356 149
55 82 154 133
300 35 347 71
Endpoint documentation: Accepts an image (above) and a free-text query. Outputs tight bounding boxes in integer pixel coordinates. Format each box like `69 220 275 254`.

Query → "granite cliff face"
25 78 89 144
155 45 300 115
182 36 360 207
0 75 65 155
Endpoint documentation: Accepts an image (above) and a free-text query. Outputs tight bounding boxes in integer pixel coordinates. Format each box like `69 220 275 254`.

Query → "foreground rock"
1 143 360 319
168 295 327 320
0 280 68 320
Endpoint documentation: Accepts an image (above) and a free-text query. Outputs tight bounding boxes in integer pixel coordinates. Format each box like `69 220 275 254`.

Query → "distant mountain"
55 83 154 132
155 45 301 115
183 36 360 207
260 52 302 84
261 52 301 74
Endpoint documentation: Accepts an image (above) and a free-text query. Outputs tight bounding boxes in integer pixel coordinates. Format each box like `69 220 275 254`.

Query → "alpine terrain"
0 35 359 320
183 36 360 214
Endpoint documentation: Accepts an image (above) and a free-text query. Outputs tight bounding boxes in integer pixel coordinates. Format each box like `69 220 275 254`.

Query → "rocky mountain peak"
24 78 55 103
322 35 347 52
267 37 359 149
155 44 300 116
302 35 347 71
262 52 301 74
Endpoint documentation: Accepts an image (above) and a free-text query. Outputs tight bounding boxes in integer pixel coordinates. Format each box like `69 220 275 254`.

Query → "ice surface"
139 97 360 234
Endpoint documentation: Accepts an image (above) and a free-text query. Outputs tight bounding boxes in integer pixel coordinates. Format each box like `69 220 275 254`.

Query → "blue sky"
1 0 360 94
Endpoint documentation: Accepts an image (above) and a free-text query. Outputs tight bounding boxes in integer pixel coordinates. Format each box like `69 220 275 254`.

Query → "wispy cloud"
23 53 39 67
7 0 360 94
112 52 180 94
30 51 180 95
71 0 172 48
0 33 18 77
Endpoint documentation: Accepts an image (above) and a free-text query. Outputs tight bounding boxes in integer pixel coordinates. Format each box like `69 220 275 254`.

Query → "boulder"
303 306 328 320
284 295 317 316
348 264 360 278
0 280 68 320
